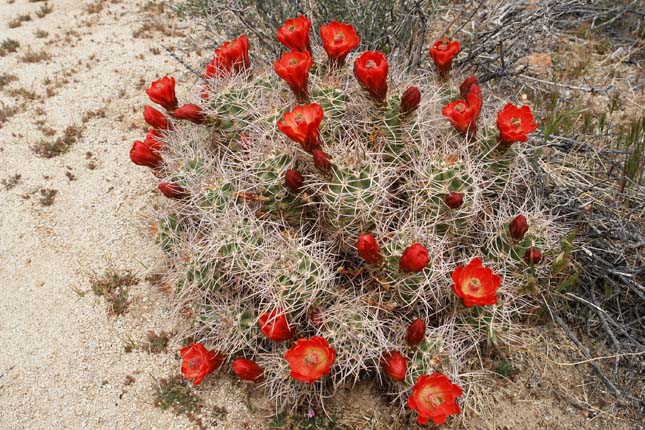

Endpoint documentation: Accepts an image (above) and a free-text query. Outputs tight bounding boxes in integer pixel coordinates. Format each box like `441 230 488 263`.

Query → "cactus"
131 17 555 425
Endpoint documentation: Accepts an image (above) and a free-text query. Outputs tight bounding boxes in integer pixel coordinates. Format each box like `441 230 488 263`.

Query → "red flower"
405 318 426 347
319 21 360 66
356 233 383 265
399 243 429 273
400 86 421 115
274 50 313 102
173 103 206 124
451 258 501 307
129 129 164 168
284 336 336 384
145 76 178 111
277 103 323 153
429 38 461 79
442 99 478 135
143 106 170 130
232 358 264 382
444 191 463 209
206 35 250 78
258 309 293 342
180 342 225 386
284 169 304 193
459 76 478 99
407 373 463 425
523 247 542 265
312 149 332 174
158 182 188 199
497 103 537 145
382 351 407 382
276 15 311 52
354 51 389 102
509 214 528 240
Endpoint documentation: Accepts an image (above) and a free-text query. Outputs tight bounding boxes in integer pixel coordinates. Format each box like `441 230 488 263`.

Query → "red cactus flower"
312 149 332 174
205 35 250 78
451 258 501 307
258 309 293 342
509 214 528 240
523 247 542 265
274 50 313 102
277 103 324 153
172 103 206 124
180 342 225 386
319 21 360 66
232 358 264 382
407 373 463 425
382 351 407 382
356 233 383 265
429 38 461 79
399 243 429 273
129 129 164 168
463 78 483 117
497 103 537 146
442 99 478 135
353 51 389 102
143 106 170 130
145 76 177 111
284 336 336 384
459 76 479 99
405 318 426 347
277 15 311 52
284 169 304 193
400 86 421 115
158 182 188 199
444 191 464 209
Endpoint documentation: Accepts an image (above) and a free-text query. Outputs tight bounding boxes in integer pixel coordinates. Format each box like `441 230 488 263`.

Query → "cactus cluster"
131 16 559 426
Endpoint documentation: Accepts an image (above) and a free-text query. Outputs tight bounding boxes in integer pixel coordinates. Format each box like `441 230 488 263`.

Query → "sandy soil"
1 1 641 429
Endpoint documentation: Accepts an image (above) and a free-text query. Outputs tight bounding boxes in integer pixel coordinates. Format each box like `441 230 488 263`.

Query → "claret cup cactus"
131 15 559 426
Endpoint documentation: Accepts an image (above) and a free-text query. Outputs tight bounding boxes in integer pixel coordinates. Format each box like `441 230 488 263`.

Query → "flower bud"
444 191 463 209
232 358 264 382
405 318 426 347
284 169 304 193
382 351 407 381
143 106 170 130
400 86 421 115
399 243 429 273
145 76 177 111
509 215 529 240
158 182 188 199
173 103 206 124
356 233 383 265
258 309 293 342
312 150 332 174
459 76 479 100
523 247 542 265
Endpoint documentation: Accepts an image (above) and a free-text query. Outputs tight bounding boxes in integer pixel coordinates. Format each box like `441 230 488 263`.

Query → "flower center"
304 351 320 365
334 32 344 43
288 25 295 31
438 40 448 51
365 59 377 69
427 393 444 407
189 358 201 369
511 117 521 127
289 58 297 66
294 114 306 125
468 278 481 291
455 103 466 113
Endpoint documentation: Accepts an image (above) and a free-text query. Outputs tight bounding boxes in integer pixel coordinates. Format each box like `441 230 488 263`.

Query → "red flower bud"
523 247 542 265
382 351 407 381
284 169 304 193
277 103 323 153
173 103 206 124
356 233 383 265
405 318 426 347
459 76 479 99
308 306 324 328
158 182 188 199
444 191 464 209
145 76 177 111
353 51 389 102
129 129 164 169
429 38 461 79
509 215 528 240
143 105 170 130
312 150 332 174
258 309 293 342
232 358 264 382
319 21 360 67
277 15 311 53
399 243 429 273
180 342 225 386
400 86 421 115
497 103 537 146
274 50 313 103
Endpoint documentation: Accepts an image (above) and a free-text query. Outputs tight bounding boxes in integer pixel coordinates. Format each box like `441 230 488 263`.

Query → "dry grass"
89 269 138 316
0 73 18 87
32 125 83 158
0 38 20 57
8 13 31 28
33 29 49 38
19 48 51 63
35 3 53 18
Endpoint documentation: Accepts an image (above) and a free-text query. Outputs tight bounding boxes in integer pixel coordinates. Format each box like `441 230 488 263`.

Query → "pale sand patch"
0 1 259 429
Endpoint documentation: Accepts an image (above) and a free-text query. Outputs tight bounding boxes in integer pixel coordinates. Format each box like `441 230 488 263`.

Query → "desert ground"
1 1 641 429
